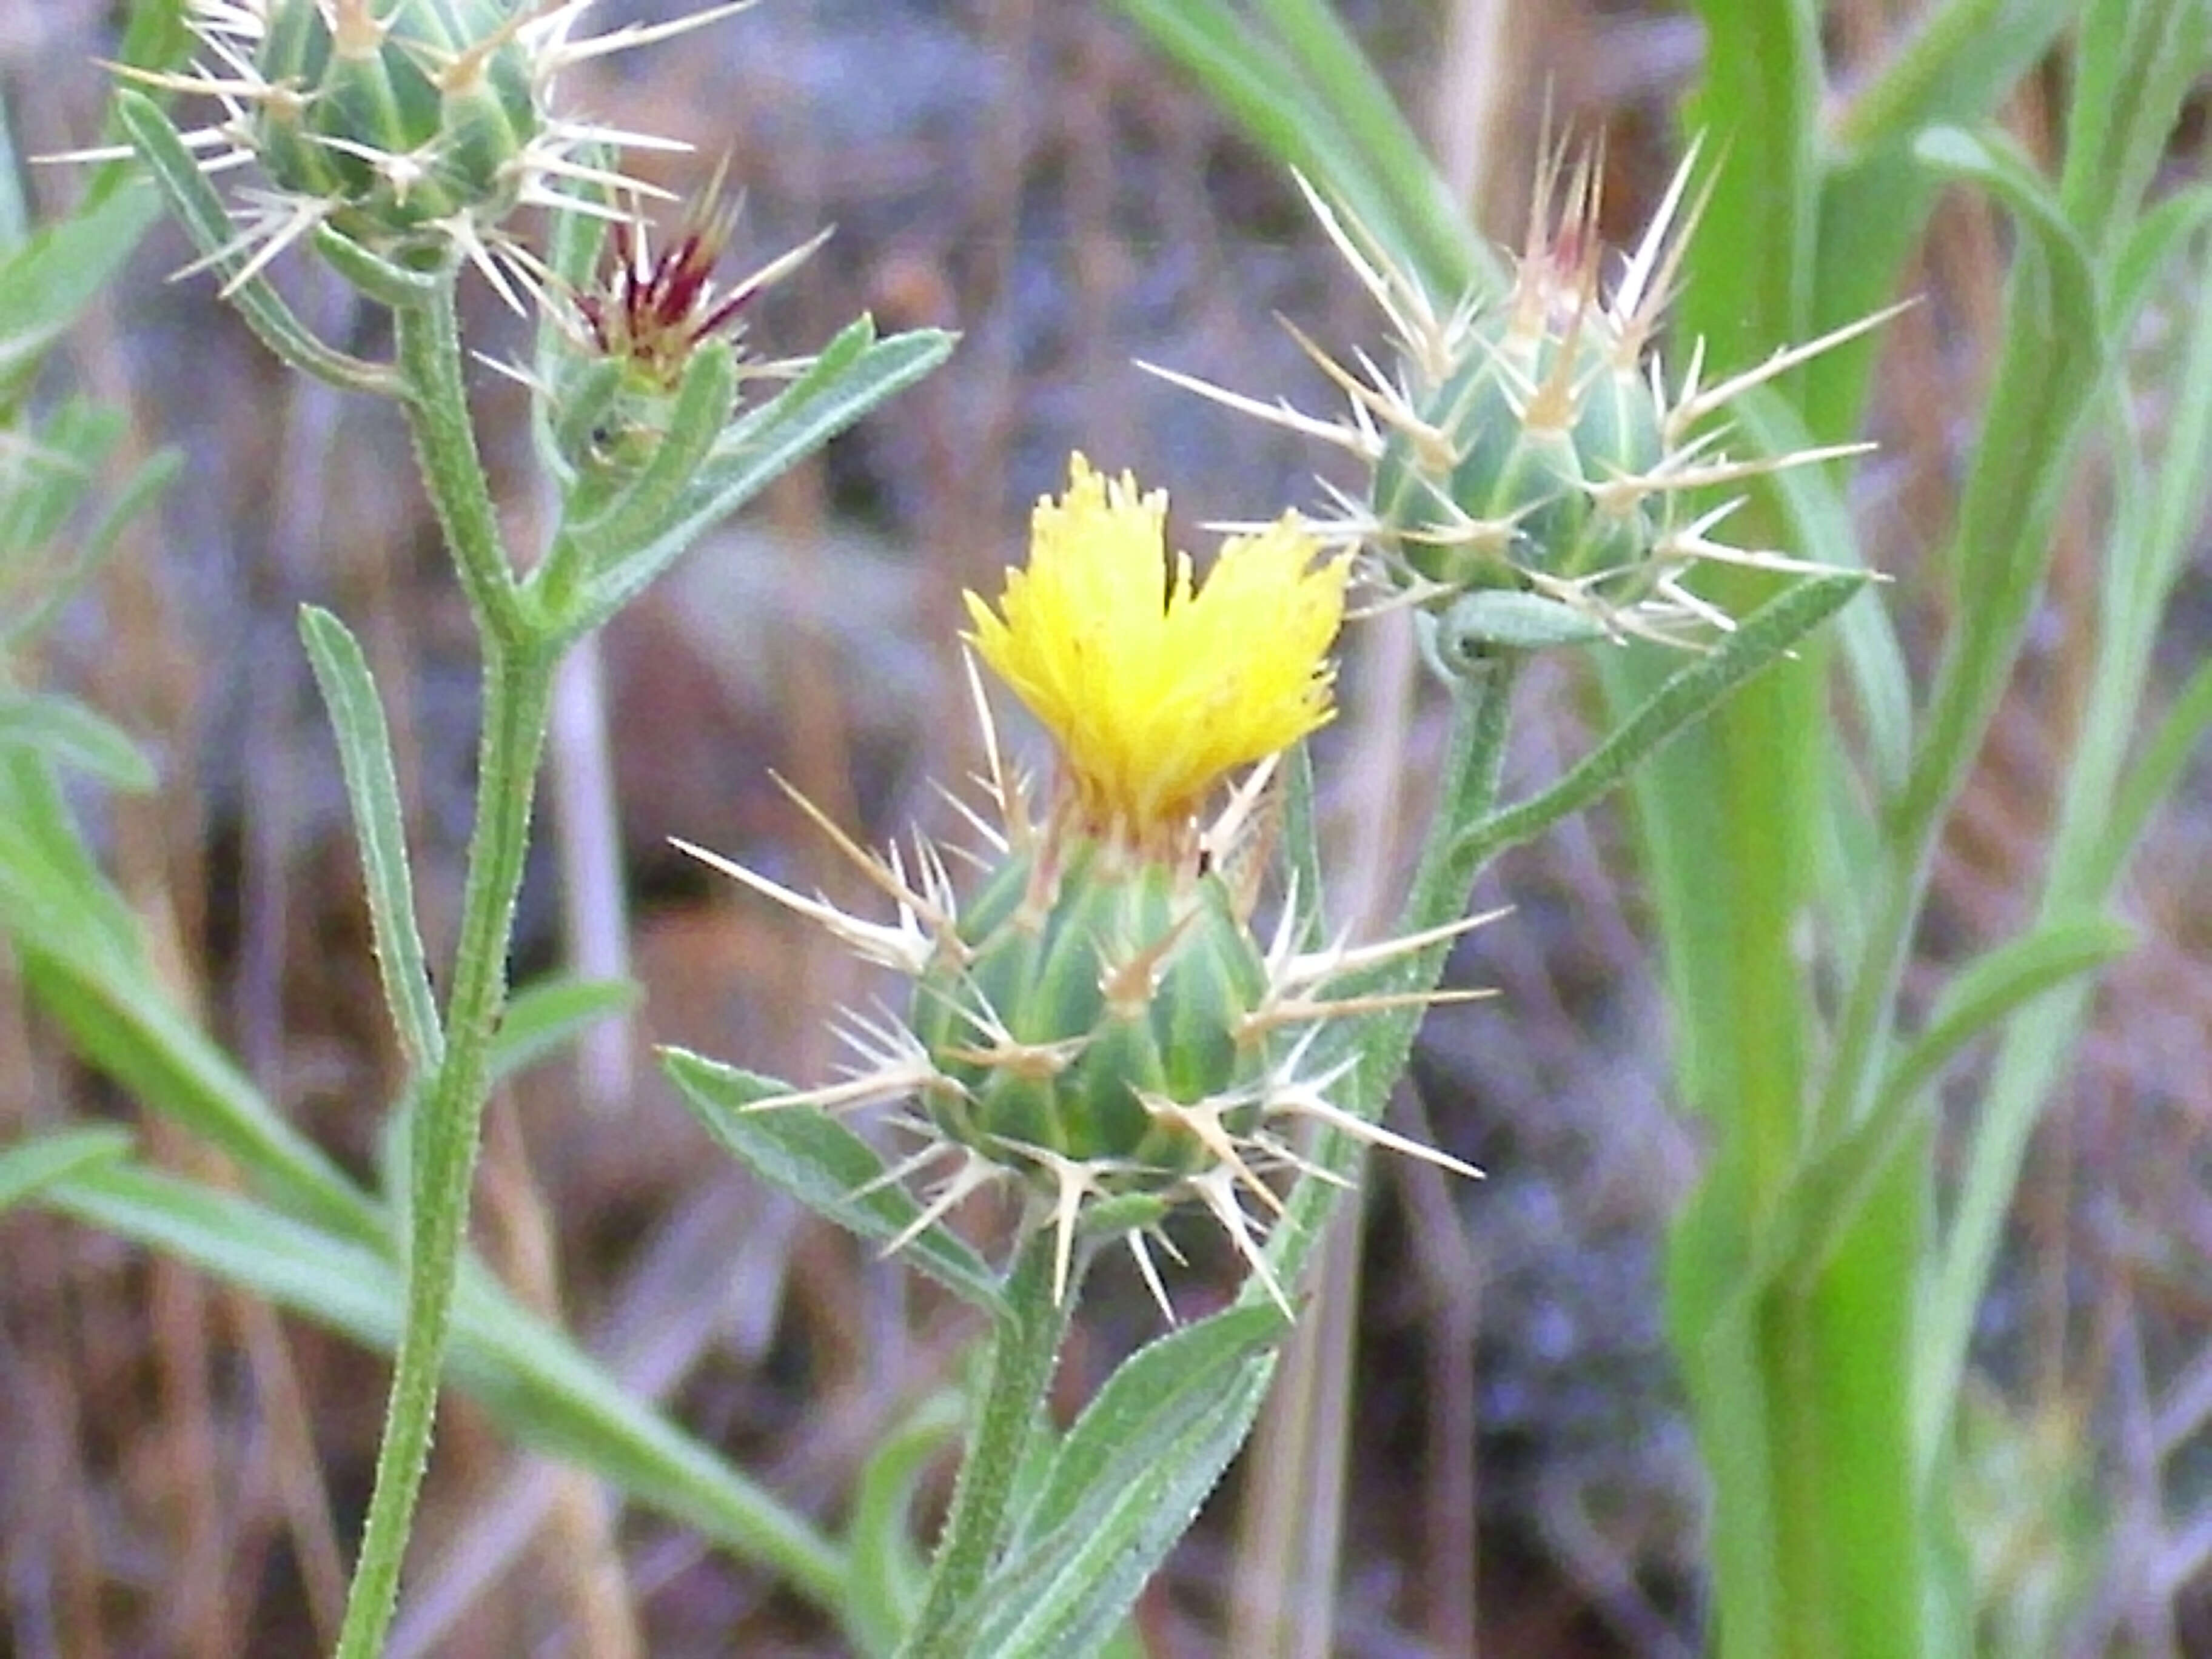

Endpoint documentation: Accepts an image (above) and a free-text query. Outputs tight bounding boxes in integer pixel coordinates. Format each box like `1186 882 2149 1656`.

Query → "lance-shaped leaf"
663 1047 1002 1312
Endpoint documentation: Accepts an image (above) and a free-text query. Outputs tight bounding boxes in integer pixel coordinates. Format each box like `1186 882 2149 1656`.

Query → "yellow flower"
965 454 1347 853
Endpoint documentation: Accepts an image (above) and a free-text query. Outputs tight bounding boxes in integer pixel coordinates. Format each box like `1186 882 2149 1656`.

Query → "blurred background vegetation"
1 1 2208 1654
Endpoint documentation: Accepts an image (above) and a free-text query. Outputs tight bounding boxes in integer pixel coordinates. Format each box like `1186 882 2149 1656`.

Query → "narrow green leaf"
844 1393 965 1658
661 1047 1002 1312
2106 660 2212 896
39 1161 850 1610
54 1161 403 1343
300 605 444 1076
1453 573 1870 870
0 759 370 1238
566 322 955 638
0 748 141 965
0 1126 133 1213
1004 1302 1286 1557
112 92 397 397
489 976 638 1085
0 691 155 791
1743 916 2133 1298
2058 0 2210 250
1914 127 2086 284
964 1326 1280 1658
2109 188 2212 339
13 940 375 1240
1878 916 2133 1120
1110 0 1496 302
1832 0 2074 158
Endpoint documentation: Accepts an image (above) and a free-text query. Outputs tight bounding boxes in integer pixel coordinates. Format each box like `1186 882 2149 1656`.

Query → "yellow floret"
965 455 1347 850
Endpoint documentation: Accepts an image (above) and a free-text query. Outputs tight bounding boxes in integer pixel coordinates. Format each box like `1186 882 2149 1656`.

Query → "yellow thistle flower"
965 455 1347 855
677 453 1484 1316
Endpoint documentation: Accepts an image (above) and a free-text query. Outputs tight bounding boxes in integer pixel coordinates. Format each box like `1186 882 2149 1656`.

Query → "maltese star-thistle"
93 1 766 307
682 455 1484 1313
1150 140 1903 649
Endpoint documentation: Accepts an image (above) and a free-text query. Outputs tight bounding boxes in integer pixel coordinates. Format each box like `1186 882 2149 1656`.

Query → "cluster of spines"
87 1 764 309
677 658 1491 1315
1148 141 1903 645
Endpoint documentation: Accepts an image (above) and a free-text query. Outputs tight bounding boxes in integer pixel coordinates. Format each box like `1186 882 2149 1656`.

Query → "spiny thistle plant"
91 0 760 306
40 7 955 1658
22 0 2199 1649
1153 141 1903 650
682 454 1489 1313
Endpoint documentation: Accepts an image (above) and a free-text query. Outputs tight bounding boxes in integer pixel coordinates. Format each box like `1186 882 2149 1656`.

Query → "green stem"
334 640 555 1658
900 1232 1075 1658
392 282 532 648
334 276 559 1659
1266 655 1518 1298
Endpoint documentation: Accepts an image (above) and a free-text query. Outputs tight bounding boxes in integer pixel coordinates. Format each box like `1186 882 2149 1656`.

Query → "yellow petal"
965 455 1346 846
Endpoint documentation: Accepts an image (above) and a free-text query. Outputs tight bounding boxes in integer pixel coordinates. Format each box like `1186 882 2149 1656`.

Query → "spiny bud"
913 842 1270 1191
251 0 539 260
1371 245 1669 603
98 2 768 305
1150 142 1900 649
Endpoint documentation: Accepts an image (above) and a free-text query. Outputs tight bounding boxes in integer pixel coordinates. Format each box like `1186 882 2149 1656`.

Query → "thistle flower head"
103 0 765 306
1148 140 1901 649
680 455 1482 1315
571 161 824 393
964 454 1347 863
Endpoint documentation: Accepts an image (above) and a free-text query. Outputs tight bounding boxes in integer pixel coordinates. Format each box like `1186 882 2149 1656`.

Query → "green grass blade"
0 1125 133 1213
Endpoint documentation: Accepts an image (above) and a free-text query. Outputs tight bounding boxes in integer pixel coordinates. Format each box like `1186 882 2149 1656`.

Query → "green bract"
254 0 540 256
1373 308 1668 602
913 843 1270 1188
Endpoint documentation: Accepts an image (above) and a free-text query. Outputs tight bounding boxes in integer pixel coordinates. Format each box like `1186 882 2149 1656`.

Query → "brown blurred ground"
2 2 2210 1656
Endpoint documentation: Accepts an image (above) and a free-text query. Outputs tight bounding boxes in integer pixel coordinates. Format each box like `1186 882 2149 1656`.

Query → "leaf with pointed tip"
960 1304 1286 1657
662 1047 1002 1312
564 320 954 638
300 605 443 1076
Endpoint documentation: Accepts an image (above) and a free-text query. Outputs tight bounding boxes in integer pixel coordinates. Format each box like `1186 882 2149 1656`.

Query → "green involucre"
1372 318 1668 602
913 843 1270 1185
254 0 540 252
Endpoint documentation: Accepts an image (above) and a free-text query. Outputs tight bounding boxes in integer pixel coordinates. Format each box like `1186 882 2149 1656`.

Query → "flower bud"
913 843 1269 1189
115 1 768 306
1151 146 1896 648
253 0 540 259
1372 309 1668 602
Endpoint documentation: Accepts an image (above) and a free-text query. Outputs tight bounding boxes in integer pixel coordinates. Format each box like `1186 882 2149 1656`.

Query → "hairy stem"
334 278 558 1658
900 1232 1074 1658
